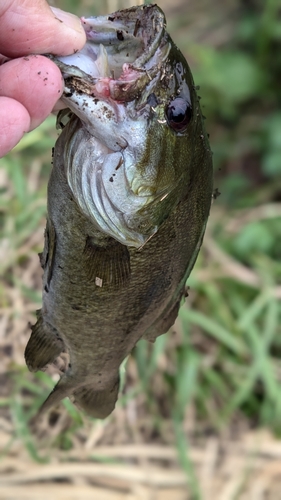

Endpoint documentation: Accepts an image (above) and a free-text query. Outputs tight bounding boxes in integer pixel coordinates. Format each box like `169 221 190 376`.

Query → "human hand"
0 0 86 157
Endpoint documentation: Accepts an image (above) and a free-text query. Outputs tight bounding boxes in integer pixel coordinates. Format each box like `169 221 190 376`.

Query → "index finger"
0 0 86 57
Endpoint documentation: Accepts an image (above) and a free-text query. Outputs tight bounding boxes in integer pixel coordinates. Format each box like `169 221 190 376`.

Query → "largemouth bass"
25 5 213 418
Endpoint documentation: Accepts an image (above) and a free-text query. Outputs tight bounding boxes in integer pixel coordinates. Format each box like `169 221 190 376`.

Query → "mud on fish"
25 4 213 418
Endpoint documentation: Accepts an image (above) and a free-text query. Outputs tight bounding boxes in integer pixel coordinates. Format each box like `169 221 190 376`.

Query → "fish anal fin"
73 376 120 419
83 236 130 288
25 310 64 372
143 294 182 343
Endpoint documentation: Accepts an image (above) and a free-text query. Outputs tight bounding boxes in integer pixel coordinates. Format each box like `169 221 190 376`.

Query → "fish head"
52 5 210 247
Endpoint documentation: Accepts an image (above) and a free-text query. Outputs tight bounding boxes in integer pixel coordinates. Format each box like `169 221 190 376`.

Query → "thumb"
0 0 86 57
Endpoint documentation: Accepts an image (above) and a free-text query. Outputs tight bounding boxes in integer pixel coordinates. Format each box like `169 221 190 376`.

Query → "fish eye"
166 97 192 132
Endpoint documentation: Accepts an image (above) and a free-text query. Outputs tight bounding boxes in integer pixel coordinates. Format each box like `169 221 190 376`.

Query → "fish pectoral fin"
83 236 130 288
73 376 120 419
25 309 64 372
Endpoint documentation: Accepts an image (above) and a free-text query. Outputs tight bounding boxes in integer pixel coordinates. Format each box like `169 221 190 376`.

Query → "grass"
1 0 281 498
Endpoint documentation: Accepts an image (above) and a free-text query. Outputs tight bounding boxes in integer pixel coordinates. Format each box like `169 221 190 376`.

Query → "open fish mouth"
54 5 169 103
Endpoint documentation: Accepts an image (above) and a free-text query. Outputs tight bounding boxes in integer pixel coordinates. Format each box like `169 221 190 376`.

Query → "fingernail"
50 6 83 33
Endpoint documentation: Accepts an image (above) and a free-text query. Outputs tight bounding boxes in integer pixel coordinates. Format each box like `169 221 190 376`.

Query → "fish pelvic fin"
25 310 64 372
83 236 130 288
73 376 120 419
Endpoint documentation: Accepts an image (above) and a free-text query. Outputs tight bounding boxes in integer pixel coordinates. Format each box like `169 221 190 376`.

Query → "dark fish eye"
166 97 192 132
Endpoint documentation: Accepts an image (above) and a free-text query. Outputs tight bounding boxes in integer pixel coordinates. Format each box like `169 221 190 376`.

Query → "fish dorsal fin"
83 236 131 288
25 309 64 372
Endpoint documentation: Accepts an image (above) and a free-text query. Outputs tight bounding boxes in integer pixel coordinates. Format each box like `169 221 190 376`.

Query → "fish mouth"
53 4 169 103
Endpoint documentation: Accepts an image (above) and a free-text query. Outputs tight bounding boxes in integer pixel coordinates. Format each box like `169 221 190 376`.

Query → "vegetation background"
0 0 280 498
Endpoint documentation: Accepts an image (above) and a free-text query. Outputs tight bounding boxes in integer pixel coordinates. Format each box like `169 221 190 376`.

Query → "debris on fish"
25 5 213 418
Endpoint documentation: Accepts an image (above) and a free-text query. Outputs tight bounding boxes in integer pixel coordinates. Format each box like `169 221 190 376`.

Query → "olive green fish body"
25 5 213 418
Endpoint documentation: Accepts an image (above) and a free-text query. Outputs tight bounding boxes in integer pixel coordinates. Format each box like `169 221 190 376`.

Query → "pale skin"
0 0 86 157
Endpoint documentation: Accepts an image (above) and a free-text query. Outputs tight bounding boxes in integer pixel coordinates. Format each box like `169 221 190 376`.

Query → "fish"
24 4 213 419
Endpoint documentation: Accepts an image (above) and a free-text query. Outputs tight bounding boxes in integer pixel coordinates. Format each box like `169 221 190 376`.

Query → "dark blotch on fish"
116 30 124 41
